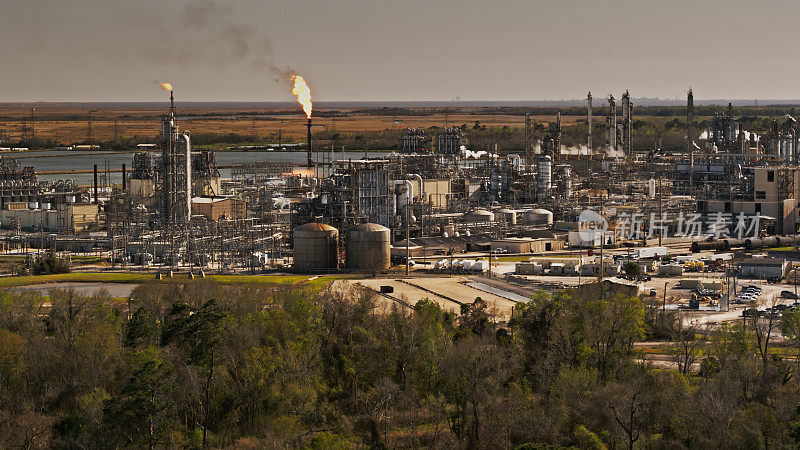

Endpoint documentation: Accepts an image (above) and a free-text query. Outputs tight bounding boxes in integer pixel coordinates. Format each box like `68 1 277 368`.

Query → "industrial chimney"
687 89 694 186
587 91 593 154
307 117 313 167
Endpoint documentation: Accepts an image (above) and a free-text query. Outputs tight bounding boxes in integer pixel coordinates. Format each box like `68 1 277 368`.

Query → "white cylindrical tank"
473 260 489 273
648 179 656 199
66 195 76 203
537 155 552 202
781 134 793 159
496 208 517 225
28 201 38 210
293 222 339 272
40 202 51 210
464 209 495 222
524 208 554 226
563 166 572 198
347 223 391 272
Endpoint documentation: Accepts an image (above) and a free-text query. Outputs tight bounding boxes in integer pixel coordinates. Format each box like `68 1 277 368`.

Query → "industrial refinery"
0 82 799 318
10 0 800 447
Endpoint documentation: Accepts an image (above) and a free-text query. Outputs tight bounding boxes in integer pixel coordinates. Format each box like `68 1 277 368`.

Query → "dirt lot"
345 276 526 321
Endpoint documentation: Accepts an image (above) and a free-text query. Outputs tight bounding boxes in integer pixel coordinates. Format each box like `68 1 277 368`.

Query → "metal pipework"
183 132 192 224
407 173 423 199
391 180 413 218
505 154 522 171
93 164 98 203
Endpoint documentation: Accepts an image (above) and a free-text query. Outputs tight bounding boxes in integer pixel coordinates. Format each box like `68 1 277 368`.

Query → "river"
7 150 388 185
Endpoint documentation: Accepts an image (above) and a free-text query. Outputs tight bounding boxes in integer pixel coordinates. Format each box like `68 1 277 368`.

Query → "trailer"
633 246 667 259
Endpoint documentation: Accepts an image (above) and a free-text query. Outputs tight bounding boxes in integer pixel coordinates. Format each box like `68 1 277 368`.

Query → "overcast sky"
2 0 799 102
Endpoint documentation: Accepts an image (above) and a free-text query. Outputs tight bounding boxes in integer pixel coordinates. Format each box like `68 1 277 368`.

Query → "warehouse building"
192 197 247 221
490 237 565 254
738 257 788 279
0 203 100 232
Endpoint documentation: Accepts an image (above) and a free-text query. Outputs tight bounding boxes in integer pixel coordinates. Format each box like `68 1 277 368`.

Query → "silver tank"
464 209 495 222
347 223 391 271
537 155 552 202
293 222 339 272
496 208 517 225
524 208 553 226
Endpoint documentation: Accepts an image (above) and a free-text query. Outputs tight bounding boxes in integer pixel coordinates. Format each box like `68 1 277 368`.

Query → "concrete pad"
354 278 462 315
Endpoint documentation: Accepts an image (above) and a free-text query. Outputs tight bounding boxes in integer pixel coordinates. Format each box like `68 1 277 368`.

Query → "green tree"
162 299 224 448
124 307 157 348
581 295 645 381
622 261 641 280
103 347 175 449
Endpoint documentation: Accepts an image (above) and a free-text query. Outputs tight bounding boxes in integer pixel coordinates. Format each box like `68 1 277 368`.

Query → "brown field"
0 103 583 144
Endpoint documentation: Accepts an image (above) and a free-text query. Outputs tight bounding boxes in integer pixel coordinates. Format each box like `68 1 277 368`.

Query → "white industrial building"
738 257 787 279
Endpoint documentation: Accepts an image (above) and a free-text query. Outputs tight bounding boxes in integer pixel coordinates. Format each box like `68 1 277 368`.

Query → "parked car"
736 294 756 303
742 308 759 317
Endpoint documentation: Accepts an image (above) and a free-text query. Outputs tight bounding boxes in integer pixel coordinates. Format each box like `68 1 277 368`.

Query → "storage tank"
40 202 51 210
347 223 390 272
537 155 552 202
647 179 656 199
464 209 494 222
293 222 339 272
28 201 38 210
724 238 744 250
744 238 763 250
496 208 517 225
762 236 778 248
524 208 554 226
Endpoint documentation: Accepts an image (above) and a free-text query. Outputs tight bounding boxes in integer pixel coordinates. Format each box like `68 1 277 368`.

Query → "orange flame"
161 82 173 91
291 75 312 119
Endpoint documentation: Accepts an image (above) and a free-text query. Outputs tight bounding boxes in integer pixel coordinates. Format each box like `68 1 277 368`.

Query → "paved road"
8 282 139 298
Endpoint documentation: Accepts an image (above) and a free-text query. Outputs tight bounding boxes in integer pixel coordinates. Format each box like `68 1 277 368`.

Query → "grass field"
0 113 577 144
0 102 587 144
0 271 347 292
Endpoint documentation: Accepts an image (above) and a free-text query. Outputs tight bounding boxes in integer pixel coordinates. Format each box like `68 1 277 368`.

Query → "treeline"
3 281 800 448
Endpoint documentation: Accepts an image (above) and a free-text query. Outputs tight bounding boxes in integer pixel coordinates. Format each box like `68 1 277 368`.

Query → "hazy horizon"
2 99 799 109
3 0 800 103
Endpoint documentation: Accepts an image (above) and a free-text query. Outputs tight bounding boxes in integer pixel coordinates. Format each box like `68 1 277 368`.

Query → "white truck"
633 246 667 259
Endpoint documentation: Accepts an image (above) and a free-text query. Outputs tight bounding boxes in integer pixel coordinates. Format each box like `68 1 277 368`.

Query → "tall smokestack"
587 92 593 154
307 117 313 167
122 163 127 191
607 94 617 153
621 90 632 158
93 164 98 203
687 89 694 186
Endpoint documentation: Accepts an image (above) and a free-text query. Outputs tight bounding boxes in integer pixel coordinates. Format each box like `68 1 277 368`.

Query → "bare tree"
608 389 649 450
670 319 709 375
749 298 780 371
359 247 388 277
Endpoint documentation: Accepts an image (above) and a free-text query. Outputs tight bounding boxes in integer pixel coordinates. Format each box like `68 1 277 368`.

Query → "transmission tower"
85 111 93 143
